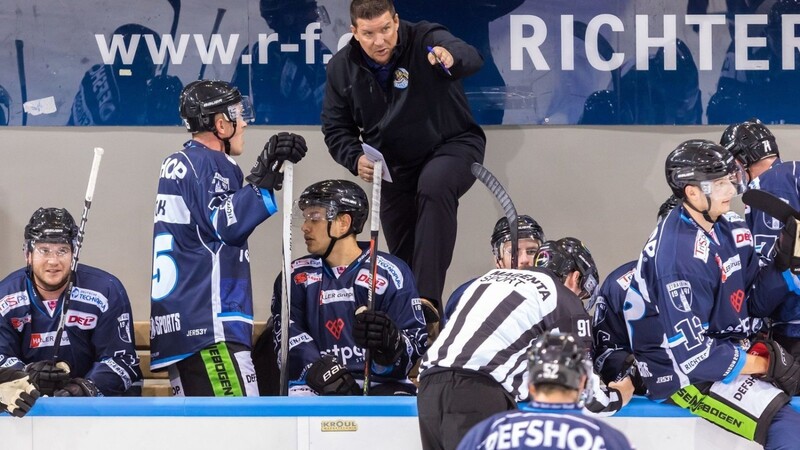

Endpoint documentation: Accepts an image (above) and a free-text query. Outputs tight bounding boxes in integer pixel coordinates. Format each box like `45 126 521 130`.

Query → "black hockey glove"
749 339 800 395
305 355 360 396
0 369 41 417
245 132 308 191
24 360 70 396
774 217 800 274
353 310 403 366
54 378 99 397
616 354 647 396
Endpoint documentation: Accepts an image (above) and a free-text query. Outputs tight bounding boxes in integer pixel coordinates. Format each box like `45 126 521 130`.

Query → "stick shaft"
363 161 383 396
279 162 294 396
52 148 104 360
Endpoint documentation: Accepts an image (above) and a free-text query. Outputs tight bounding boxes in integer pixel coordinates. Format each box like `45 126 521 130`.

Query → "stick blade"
742 189 799 223
471 163 519 268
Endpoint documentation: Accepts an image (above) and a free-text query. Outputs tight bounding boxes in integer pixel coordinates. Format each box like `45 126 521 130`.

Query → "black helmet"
179 80 250 133
533 237 599 301
528 332 588 391
490 215 545 256
298 180 369 234
24 208 79 249
657 195 680 222
665 139 742 199
720 119 779 168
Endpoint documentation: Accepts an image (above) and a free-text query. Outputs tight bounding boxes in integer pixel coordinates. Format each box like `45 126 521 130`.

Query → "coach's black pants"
380 140 483 309
417 369 516 450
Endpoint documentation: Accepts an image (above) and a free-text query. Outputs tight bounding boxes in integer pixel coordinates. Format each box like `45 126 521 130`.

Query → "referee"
416 237 599 450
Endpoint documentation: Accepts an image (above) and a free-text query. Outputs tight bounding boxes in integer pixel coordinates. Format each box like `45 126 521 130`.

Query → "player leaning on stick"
149 80 306 396
271 180 426 396
0 208 142 397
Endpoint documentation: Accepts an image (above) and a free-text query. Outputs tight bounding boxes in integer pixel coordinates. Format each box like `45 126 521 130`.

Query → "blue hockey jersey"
592 260 637 385
150 140 277 370
628 206 786 400
456 404 634 450
0 265 142 395
746 159 800 337
271 244 427 392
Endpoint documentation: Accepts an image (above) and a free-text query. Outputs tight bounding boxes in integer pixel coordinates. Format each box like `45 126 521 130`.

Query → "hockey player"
0 368 40 417
416 237 597 450
592 195 678 392
721 119 800 364
149 80 307 396
0 208 142 397
272 179 426 396
456 332 634 450
628 139 800 449
442 215 545 327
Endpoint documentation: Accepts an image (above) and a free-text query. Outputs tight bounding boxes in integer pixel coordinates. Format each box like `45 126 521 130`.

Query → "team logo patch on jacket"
666 280 692 312
393 68 409 89
118 313 132 343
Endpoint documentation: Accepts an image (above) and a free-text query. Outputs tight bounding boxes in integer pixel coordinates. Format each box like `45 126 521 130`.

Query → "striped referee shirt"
420 268 592 402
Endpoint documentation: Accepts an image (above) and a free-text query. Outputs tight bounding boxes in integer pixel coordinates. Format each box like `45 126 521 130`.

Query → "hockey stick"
15 40 27 126
159 0 181 78
198 8 227 80
278 161 293 396
361 160 383 396
471 162 519 268
52 147 104 360
742 189 800 223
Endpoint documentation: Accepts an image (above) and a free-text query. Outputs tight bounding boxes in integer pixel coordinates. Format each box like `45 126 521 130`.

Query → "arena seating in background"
133 321 268 397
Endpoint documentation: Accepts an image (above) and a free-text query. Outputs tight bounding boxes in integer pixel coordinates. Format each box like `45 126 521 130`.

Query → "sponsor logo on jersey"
154 194 191 224
294 272 322 286
680 345 711 373
72 288 109 312
160 156 188 180
150 312 181 338
730 289 745 313
323 344 364 366
720 316 760 336
732 228 753 248
354 270 388 295
66 310 98 330
223 197 237 226
716 254 741 283
103 358 133 389
732 375 757 402
0 292 29 316
10 314 31 332
616 268 635 290
186 328 207 337
292 258 323 270
694 231 709 263
376 257 404 289
479 417 607 449
666 280 692 312
207 345 238 396
117 312 132 343
325 318 345 340
30 331 70 349
656 375 673 383
319 287 355 305
288 333 313 350
0 355 21 368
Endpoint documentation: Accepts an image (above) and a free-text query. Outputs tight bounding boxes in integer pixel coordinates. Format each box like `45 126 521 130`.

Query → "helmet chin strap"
683 193 715 224
212 118 237 155
321 222 356 261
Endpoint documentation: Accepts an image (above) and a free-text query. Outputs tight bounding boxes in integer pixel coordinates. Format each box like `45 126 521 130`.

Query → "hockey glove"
24 360 70 396
245 132 308 191
0 369 40 417
305 355 360 396
615 354 647 396
775 217 800 274
353 310 403 366
54 378 99 397
749 339 800 395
